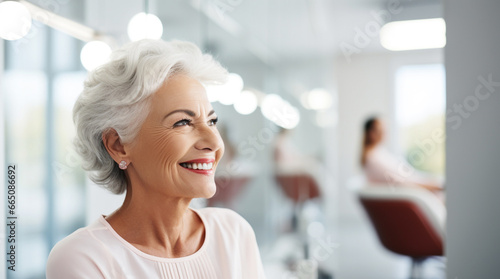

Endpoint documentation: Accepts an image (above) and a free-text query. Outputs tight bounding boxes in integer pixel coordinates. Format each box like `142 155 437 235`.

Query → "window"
395 64 446 176
2 26 87 278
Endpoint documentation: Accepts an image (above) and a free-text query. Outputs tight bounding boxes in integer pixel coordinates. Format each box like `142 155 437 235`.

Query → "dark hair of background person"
361 116 379 166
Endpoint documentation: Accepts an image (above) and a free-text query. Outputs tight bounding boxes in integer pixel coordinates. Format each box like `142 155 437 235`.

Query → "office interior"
0 0 499 278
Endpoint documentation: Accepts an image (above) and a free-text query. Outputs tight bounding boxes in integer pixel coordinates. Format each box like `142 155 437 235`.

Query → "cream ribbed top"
46 207 266 279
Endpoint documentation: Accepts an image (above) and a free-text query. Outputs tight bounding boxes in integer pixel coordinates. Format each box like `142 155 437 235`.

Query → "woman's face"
369 119 385 145
126 74 224 199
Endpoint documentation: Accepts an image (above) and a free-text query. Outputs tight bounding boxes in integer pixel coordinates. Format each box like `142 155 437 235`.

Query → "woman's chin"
197 182 217 199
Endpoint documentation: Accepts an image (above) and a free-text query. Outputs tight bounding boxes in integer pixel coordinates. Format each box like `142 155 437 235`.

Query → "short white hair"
73 39 227 194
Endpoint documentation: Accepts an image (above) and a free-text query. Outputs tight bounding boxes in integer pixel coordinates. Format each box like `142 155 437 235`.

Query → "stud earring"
119 160 128 170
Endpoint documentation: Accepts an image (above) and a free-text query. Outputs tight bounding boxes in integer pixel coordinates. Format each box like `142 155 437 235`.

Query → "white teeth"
181 162 214 170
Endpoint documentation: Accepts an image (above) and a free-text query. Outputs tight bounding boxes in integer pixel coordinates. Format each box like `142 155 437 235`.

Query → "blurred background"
1 0 499 279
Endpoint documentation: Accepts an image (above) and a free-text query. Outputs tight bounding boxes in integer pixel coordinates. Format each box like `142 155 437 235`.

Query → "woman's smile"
179 158 216 175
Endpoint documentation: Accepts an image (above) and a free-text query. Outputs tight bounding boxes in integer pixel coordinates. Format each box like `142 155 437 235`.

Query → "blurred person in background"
361 116 443 194
46 39 265 279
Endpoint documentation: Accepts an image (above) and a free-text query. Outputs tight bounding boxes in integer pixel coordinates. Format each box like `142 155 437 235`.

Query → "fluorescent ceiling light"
380 18 446 51
19 0 98 42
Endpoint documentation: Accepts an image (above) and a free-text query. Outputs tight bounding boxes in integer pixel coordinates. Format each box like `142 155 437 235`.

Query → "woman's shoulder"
49 223 91 254
46 218 111 278
50 218 107 252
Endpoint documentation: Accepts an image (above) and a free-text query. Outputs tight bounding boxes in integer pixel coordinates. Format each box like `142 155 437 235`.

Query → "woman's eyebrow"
164 109 216 119
164 109 196 119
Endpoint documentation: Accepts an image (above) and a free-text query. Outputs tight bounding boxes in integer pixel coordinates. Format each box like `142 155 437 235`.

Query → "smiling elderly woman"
46 40 265 279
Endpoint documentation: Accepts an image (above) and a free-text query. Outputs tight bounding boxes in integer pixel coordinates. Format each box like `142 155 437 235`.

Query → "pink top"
46 207 266 279
364 146 437 186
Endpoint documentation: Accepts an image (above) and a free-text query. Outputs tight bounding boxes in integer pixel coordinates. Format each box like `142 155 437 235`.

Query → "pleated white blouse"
46 207 266 279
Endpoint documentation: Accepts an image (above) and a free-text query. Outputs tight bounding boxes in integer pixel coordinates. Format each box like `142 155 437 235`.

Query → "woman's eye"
209 117 219 126
173 119 192 127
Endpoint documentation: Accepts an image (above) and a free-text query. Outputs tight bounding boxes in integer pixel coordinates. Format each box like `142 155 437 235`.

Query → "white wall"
335 49 443 221
336 52 393 222
444 1 500 278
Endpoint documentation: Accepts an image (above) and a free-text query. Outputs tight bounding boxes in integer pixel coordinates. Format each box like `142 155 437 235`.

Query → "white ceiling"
156 0 443 63
34 0 442 65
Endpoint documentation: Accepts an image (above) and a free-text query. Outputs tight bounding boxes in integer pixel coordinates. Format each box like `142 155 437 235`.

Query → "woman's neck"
362 142 381 165
105 184 204 258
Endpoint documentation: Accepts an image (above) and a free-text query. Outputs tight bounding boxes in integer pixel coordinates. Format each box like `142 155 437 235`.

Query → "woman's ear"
102 129 128 163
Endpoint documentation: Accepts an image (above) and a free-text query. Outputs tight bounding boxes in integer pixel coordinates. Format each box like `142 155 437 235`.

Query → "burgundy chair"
358 186 446 279
274 172 321 234
275 172 322 262
275 173 321 204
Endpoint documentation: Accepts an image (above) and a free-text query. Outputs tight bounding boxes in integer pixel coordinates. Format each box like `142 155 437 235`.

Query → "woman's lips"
179 159 215 175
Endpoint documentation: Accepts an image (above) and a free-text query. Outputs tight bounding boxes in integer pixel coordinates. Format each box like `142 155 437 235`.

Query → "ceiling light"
233 90 258 115
261 94 300 129
205 84 220 103
301 88 333 110
17 0 99 42
127 12 163 41
218 73 244 105
380 18 446 51
0 1 32 40
80 41 112 71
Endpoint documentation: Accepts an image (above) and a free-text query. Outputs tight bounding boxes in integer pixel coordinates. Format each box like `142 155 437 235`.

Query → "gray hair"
73 39 228 194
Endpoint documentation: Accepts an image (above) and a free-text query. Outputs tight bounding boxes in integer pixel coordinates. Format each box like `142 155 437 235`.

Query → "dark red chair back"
275 174 320 204
360 198 443 257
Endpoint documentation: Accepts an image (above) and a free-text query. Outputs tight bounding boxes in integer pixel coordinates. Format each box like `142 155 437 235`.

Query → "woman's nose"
195 125 224 152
